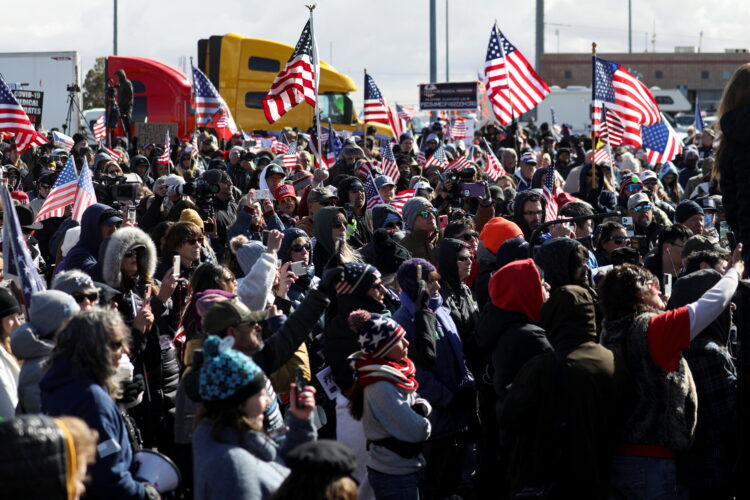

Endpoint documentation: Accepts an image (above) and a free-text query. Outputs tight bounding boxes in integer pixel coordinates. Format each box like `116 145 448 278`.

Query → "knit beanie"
674 200 704 224
402 197 432 231
348 310 406 358
52 269 99 296
396 258 436 299
29 291 80 337
194 289 237 324
235 240 267 275
179 209 205 230
335 263 381 296
0 287 20 318
199 335 266 408
479 217 524 254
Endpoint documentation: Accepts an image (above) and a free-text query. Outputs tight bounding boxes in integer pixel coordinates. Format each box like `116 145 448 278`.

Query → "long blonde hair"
716 63 750 169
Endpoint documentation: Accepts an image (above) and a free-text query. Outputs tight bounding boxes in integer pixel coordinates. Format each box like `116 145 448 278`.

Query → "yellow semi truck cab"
197 34 392 136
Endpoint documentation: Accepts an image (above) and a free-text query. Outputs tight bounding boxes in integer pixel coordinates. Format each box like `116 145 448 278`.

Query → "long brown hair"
715 63 750 169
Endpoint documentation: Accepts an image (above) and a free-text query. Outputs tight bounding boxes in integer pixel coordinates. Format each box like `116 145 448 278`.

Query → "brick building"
539 50 749 112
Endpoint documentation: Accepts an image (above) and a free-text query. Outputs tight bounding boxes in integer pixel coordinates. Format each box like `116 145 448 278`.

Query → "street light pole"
114 0 118 55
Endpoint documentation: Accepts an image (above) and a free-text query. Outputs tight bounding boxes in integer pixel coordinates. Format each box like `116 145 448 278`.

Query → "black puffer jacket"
719 104 750 266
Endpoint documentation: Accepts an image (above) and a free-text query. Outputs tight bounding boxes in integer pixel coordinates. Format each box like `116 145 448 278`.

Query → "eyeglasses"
72 291 99 303
611 236 631 245
456 255 472 262
633 203 652 212
108 339 124 351
419 208 437 219
290 243 312 252
625 183 643 193
460 232 479 241
523 210 544 217
183 238 202 246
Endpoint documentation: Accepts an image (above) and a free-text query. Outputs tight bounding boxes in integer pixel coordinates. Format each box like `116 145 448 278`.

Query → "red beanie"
479 217 524 254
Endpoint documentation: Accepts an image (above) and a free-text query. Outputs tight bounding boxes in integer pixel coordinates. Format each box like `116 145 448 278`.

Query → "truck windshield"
318 93 352 125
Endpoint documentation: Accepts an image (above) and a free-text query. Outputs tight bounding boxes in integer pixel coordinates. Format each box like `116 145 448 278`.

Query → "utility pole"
535 0 544 70
113 0 118 55
628 0 632 53
430 0 436 83
445 0 449 81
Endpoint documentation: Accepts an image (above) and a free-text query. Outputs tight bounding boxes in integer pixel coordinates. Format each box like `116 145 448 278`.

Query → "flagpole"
590 42 598 190
307 4 325 169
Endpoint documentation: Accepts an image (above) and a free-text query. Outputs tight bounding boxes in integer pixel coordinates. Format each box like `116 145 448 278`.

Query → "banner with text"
419 82 478 110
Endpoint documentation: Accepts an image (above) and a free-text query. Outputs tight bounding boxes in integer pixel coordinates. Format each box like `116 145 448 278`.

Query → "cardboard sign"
315 366 340 400
11 89 43 126
134 122 178 147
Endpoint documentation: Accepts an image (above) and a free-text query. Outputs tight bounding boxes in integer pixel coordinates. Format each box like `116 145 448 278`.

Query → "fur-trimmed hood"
102 227 157 289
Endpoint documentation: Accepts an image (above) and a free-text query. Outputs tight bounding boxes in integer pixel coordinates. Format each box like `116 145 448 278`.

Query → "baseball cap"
627 192 651 211
520 152 537 165
308 186 338 204
375 175 395 189
275 184 296 200
203 298 269 334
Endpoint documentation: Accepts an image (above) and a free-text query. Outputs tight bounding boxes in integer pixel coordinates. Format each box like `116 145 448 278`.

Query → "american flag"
387 104 406 139
71 160 97 222
593 145 612 165
542 161 558 222
335 263 380 295
262 20 316 124
364 73 389 124
98 142 122 163
190 132 199 158
396 104 415 121
93 113 106 141
272 131 289 154
416 151 426 166
694 99 704 132
0 74 47 153
379 139 400 183
484 24 550 125
445 152 470 172
391 189 416 214
483 139 507 180
326 121 343 167
550 107 561 136
364 171 384 209
641 114 683 165
2 185 46 308
52 131 75 152
592 57 660 145
356 159 380 180
598 106 629 147
449 119 468 139
34 156 79 222
156 129 170 165
282 140 298 169
424 145 448 169
192 64 239 139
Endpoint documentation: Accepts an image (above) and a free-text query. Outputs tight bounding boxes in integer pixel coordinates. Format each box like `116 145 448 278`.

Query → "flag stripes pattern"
71 160 97 222
34 157 79 222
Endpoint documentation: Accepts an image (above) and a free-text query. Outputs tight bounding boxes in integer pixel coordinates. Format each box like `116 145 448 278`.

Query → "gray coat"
10 323 53 414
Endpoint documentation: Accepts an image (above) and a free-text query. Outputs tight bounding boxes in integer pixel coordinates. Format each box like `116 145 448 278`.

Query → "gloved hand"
413 279 430 312
119 374 145 407
598 190 617 212
318 266 345 297
411 397 432 418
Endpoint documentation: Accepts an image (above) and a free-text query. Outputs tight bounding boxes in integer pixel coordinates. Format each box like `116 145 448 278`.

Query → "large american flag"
192 64 239 139
396 103 415 121
262 20 316 124
93 113 106 141
592 57 660 145
364 73 389 124
71 160 97 222
34 156 79 222
379 139 400 183
542 162 558 222
642 114 683 165
484 24 550 125
0 74 47 153
2 185 46 308
52 131 75 152
483 139 507 180
424 145 448 169
156 129 170 165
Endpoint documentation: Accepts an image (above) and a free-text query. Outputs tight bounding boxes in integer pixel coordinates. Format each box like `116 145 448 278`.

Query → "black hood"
541 285 597 351
496 236 530 269
720 104 750 145
668 269 730 347
438 237 466 291
511 190 546 239
534 237 586 291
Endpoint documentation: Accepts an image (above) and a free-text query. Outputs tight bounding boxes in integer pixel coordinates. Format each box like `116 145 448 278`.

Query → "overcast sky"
3 0 749 107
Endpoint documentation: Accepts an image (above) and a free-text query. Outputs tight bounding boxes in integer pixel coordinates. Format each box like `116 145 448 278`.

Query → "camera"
66 84 81 93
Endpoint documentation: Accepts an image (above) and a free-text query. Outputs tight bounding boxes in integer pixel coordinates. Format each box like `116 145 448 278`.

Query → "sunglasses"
633 203 652 212
290 243 312 252
419 208 437 219
183 238 203 245
123 249 140 258
72 291 99 303
643 179 658 185
460 232 479 241
320 200 337 207
108 340 124 351
625 183 643 193
456 255 472 262
611 236 631 245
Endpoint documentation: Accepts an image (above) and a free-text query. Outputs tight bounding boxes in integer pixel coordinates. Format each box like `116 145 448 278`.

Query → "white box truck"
0 51 82 134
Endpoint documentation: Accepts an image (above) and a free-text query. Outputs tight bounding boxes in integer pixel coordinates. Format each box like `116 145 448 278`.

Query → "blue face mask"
428 296 443 311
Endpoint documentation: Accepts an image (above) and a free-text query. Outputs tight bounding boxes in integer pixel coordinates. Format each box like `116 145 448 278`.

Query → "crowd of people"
1 63 750 500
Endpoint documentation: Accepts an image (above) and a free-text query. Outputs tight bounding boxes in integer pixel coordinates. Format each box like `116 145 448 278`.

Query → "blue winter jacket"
63 203 112 281
393 293 474 439
40 355 146 500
